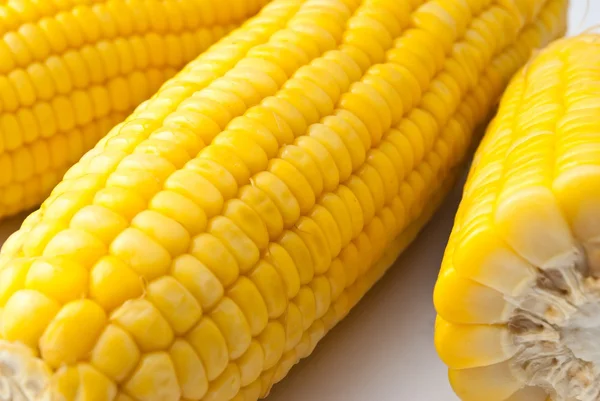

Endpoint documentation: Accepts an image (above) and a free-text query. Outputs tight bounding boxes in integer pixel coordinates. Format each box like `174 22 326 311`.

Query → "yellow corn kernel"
39 300 107 368
258 322 286 371
250 261 288 319
1 289 60 348
123 352 180 401
146 276 203 335
203 364 241 401
169 339 209 400
210 297 252 360
171 254 224 311
25 258 88 304
0 0 567 399
237 340 265 387
228 277 269 337
90 324 141 382
186 317 229 382
110 299 174 352
89 256 144 312
110 228 172 281
53 364 117 401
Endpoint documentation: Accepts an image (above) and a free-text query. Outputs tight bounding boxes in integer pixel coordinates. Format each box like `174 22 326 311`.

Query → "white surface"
0 2 597 401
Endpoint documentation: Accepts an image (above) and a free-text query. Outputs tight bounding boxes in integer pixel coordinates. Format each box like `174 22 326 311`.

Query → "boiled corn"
0 0 270 220
434 35 600 401
0 0 567 400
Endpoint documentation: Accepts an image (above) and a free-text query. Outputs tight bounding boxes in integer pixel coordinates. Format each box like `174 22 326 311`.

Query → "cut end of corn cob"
0 0 567 399
435 34 600 401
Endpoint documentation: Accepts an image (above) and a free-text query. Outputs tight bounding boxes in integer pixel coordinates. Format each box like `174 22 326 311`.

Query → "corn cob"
433 34 600 401
0 0 271 220
0 0 567 400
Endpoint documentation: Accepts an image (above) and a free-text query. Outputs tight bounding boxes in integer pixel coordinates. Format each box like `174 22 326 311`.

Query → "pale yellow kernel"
185 153 239 200
149 190 207 237
165 170 224 218
295 287 317 331
240 380 262 401
295 331 312 360
25 258 88 303
77 364 118 401
283 302 304 352
252 171 300 227
189 233 239 287
90 256 144 312
43 228 106 268
228 277 269 337
1 290 60 348
70 205 129 244
278 231 314 285
327 258 347 301
94 187 147 221
203 364 241 401
41 190 94 223
186 318 229 381
238 185 284 240
111 299 174 352
250 261 288 319
0 259 31 306
106 170 163 200
40 299 107 368
132 210 191 257
110 228 171 280
146 276 203 335
222 199 269 251
211 297 252 360
51 365 79 400
171 254 224 311
311 276 332 320
124 352 181 401
208 216 260 273
91 324 141 382
52 364 117 401
258 322 286 371
237 341 265 387
169 339 209 400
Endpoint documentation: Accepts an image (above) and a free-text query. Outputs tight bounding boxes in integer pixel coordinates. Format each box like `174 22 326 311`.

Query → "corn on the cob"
0 0 567 400
433 34 600 401
0 0 270 220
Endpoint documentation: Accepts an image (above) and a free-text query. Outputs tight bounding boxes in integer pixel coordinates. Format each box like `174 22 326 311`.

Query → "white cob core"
509 248 600 400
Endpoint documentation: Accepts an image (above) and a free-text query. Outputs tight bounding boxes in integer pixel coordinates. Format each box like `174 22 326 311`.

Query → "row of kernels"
0 70 161 167
0 0 106 36
0 0 260 74
0 25 228 117
0 114 124 214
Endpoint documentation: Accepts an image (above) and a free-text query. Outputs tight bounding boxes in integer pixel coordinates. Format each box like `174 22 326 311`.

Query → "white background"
0 2 597 401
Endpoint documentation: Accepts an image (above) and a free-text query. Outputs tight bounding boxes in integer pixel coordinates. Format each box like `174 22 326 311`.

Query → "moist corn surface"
434 35 600 401
0 0 270 219
0 0 567 400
